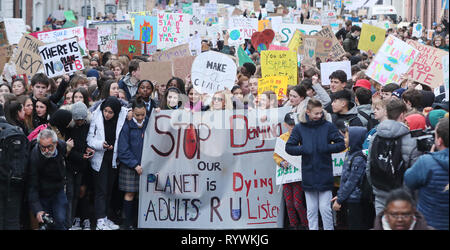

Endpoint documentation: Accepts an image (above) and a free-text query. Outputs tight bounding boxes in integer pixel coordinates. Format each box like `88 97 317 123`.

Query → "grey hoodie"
356 104 373 127
122 74 139 98
331 102 363 127
366 119 421 196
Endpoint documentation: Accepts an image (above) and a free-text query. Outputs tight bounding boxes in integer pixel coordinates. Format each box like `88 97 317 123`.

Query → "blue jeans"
39 189 68 230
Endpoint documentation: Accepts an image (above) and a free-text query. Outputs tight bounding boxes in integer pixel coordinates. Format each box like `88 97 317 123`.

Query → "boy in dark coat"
286 98 346 230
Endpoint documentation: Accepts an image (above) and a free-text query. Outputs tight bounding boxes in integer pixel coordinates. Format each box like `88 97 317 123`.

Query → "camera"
411 128 435 152
39 213 54 230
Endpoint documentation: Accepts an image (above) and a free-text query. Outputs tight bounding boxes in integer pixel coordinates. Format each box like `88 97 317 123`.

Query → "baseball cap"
353 79 371 91
392 88 406 99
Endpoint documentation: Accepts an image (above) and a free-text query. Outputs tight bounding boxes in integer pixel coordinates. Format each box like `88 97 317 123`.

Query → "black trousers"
65 171 82 228
0 183 23 230
346 202 369 230
93 156 117 220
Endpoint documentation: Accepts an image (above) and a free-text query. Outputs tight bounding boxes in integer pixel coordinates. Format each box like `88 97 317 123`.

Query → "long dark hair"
100 80 118 100
5 101 23 127
160 87 182 110
167 77 186 94
72 87 91 108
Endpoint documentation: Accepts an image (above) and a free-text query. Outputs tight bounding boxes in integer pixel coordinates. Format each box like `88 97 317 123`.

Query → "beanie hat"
392 88 406 99
87 69 100 80
72 101 88 120
426 109 448 129
49 109 73 136
353 79 371 91
405 114 426 131
420 90 435 108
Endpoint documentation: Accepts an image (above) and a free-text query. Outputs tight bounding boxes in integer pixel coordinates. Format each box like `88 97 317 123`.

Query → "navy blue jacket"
337 126 368 204
117 117 149 169
404 148 449 230
285 112 346 191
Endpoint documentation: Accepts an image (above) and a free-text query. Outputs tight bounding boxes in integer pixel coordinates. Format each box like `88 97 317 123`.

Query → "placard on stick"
172 56 196 81
191 51 237 94
39 38 84 78
12 34 45 77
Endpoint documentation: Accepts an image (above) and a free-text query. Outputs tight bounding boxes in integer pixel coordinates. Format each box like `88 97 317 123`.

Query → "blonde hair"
209 90 233 110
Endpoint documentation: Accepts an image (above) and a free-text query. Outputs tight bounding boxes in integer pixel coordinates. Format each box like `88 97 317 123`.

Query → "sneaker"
105 217 120 230
82 219 91 230
69 218 82 230
96 218 112 230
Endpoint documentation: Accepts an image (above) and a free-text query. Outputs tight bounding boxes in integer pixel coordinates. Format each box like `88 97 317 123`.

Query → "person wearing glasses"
28 129 69 230
372 188 433 230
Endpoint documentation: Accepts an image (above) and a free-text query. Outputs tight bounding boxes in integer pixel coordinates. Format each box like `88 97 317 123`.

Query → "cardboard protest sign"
301 37 317 65
278 24 321 45
0 45 12 74
153 43 191 62
85 28 98 51
1 18 27 45
300 34 334 62
258 76 288 100
139 61 173 85
12 34 45 77
274 138 346 185
261 50 298 86
358 23 386 53
269 45 289 51
117 40 142 59
38 38 84 78
0 23 8 46
191 51 237 94
315 26 346 59
237 46 254 67
98 27 118 54
31 27 88 55
157 13 189 50
138 108 287 229
443 55 449 101
412 23 424 38
406 40 449 89
134 16 158 55
366 35 419 86
172 56 196 81
320 61 352 85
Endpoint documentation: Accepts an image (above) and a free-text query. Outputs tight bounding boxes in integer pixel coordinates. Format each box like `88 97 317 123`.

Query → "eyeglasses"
213 97 224 102
387 213 414 220
39 144 55 151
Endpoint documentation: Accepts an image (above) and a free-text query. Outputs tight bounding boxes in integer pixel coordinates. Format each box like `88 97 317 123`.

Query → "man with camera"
404 117 449 230
28 129 68 230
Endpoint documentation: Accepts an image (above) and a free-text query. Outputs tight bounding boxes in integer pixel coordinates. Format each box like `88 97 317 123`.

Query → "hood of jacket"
376 119 410 139
297 105 332 124
431 148 449 172
122 73 134 88
357 104 372 115
348 126 368 153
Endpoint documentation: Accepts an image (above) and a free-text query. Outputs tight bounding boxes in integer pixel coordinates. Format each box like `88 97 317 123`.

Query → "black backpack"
358 110 379 131
0 123 29 185
369 134 407 192
350 151 373 203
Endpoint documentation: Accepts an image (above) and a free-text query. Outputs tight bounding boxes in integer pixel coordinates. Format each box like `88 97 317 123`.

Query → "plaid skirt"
119 164 140 192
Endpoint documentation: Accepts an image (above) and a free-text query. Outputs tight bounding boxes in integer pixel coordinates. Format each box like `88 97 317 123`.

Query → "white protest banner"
138 108 289 229
2 18 27 45
189 15 207 37
191 51 237 94
320 10 337 26
98 27 118 54
39 38 84 78
157 13 190 50
11 34 45 77
366 35 419 86
412 23 424 38
228 17 258 46
320 61 352 85
443 55 449 101
31 26 88 55
406 40 449 89
278 24 321 45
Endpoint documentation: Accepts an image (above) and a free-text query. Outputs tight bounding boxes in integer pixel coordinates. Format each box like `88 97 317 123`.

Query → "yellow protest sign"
258 20 271 31
258 76 289 100
261 50 298 86
288 30 303 53
358 23 386 53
